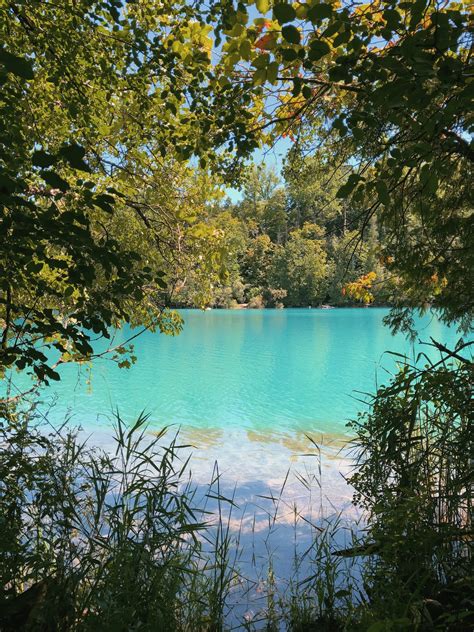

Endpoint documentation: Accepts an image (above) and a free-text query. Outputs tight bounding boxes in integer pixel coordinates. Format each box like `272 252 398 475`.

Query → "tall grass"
0 409 241 631
0 405 361 631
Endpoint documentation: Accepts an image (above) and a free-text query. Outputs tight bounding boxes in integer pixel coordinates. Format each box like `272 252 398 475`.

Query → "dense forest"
172 159 396 309
0 0 472 630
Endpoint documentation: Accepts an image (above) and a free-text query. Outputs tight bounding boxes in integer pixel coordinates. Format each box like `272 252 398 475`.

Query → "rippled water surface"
40 307 459 435
8 308 466 602
20 307 461 506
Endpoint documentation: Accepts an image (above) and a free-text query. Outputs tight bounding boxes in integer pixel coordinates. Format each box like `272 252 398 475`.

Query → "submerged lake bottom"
6 308 466 624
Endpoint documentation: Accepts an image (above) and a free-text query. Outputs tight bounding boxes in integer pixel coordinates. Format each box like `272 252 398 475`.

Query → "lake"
6 307 466 616
33 307 459 432
19 307 462 510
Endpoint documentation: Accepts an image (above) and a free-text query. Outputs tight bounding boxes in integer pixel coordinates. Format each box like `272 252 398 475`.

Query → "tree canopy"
0 0 243 382
216 0 473 330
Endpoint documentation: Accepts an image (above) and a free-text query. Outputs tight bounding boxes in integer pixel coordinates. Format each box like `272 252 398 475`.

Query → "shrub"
247 294 265 309
347 352 473 629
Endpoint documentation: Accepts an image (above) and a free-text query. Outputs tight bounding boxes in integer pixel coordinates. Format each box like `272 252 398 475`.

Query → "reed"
0 409 239 631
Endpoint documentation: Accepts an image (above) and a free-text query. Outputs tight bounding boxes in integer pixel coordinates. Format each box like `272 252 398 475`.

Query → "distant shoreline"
169 303 396 310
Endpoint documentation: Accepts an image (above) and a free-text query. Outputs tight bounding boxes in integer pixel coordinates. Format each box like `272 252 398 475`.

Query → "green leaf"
253 53 270 69
292 77 302 96
383 9 401 29
375 180 390 206
94 193 115 213
26 261 44 274
273 3 296 25
106 186 126 198
333 29 351 47
282 25 301 45
333 117 347 135
32 150 56 168
60 211 76 223
328 64 349 82
307 3 332 22
41 171 70 191
409 0 428 29
110 5 121 23
337 174 363 198
240 39 252 59
266 61 279 84
420 165 438 194
256 0 270 13
0 173 19 194
420 164 430 185
280 48 299 62
322 21 341 38
59 143 91 172
0 48 34 79
308 40 331 61
253 67 267 86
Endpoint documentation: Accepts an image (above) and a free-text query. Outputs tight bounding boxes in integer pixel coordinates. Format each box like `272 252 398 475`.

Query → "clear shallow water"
28 307 461 437
4 308 467 608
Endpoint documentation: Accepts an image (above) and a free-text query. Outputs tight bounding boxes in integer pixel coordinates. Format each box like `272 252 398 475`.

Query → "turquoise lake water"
4 307 468 591
28 307 461 437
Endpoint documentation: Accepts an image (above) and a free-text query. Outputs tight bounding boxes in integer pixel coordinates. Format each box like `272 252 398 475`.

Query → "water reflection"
9 308 462 433
175 424 356 526
175 425 361 628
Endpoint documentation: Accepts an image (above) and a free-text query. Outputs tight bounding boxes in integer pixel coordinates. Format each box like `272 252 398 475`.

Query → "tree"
270 223 328 305
172 211 248 308
233 163 287 241
326 230 366 304
284 151 350 234
0 0 246 384
217 0 473 331
240 233 275 291
261 188 288 244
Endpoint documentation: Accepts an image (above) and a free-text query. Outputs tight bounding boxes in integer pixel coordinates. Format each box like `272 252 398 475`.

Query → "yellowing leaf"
256 0 270 13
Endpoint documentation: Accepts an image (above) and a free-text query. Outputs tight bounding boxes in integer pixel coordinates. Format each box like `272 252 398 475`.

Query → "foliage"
217 0 473 331
1 0 473 628
171 210 248 308
347 348 473 629
234 165 288 243
344 271 377 305
0 0 253 384
0 411 239 631
194 160 395 309
283 151 350 234
240 233 276 290
270 223 329 306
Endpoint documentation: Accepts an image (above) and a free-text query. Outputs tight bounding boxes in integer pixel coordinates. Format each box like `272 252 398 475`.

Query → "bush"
263 287 287 308
247 294 265 309
347 352 474 630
